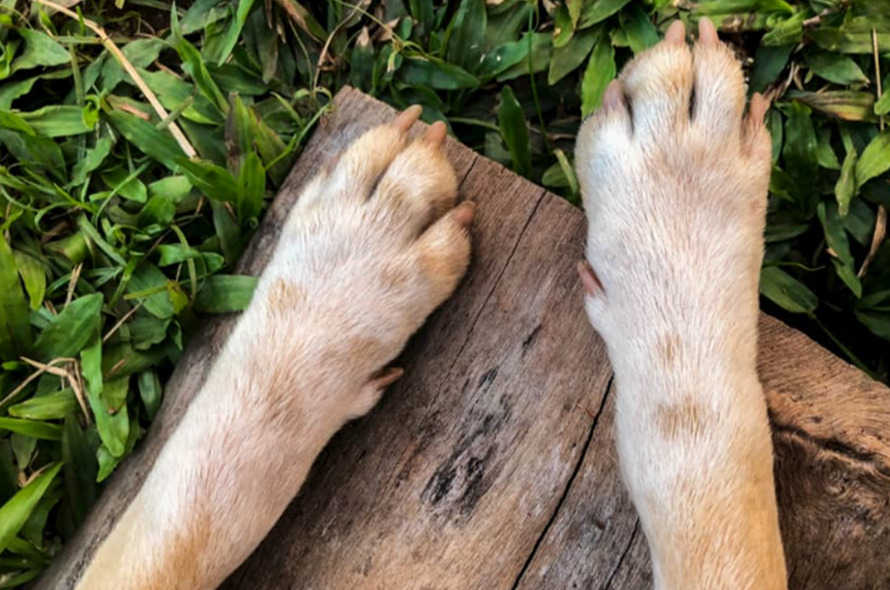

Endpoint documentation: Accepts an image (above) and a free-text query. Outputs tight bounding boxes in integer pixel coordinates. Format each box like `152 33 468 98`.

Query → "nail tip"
454 201 477 227
393 104 424 130
601 80 625 111
698 17 719 44
665 20 686 44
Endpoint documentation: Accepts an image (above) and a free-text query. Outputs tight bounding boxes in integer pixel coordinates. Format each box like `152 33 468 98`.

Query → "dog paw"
575 19 771 345
254 107 473 418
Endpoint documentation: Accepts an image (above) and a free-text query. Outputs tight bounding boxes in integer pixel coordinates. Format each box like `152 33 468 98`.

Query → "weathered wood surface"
36 87 890 590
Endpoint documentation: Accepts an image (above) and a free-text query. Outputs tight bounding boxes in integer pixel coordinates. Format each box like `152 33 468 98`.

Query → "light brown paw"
259 107 474 409
574 19 771 338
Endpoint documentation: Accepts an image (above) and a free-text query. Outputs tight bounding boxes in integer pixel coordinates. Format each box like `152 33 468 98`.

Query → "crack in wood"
450 189 547 365
510 377 615 590
604 519 641 590
457 149 480 184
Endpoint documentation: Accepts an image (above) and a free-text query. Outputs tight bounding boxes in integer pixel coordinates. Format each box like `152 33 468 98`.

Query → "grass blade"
0 463 62 555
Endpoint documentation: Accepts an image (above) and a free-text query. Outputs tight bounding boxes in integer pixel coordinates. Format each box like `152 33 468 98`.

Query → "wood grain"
516 316 890 590
221 164 613 590
762 315 890 590
35 87 890 590
513 391 644 590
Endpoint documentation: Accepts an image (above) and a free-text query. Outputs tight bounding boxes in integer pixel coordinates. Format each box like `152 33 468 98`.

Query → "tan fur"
655 399 707 440
576 21 787 590
76 119 471 590
266 278 305 313
147 504 213 590
656 333 681 367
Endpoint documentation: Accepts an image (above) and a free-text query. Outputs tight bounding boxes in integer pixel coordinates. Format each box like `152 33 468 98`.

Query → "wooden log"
35 87 890 590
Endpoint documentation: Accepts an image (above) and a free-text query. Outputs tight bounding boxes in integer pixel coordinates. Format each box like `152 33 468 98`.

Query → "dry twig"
34 0 198 158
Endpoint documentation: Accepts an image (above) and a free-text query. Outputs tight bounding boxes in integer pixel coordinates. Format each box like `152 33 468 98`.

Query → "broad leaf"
498 86 531 177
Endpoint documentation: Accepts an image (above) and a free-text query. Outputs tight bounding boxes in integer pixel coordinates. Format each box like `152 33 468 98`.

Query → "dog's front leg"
77 109 474 590
575 19 787 590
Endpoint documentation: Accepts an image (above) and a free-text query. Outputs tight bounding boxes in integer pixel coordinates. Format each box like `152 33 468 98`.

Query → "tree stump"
35 87 890 590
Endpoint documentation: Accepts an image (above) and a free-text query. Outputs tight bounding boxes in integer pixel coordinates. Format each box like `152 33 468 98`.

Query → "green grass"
0 0 889 585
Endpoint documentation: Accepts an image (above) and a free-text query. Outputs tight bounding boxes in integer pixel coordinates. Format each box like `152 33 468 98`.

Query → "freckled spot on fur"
376 176 409 204
656 333 681 367
267 278 305 314
746 191 766 219
344 336 384 363
160 505 214 590
84 496 216 590
381 265 412 292
655 400 707 440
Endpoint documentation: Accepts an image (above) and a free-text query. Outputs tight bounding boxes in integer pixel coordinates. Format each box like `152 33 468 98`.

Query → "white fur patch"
576 35 787 590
